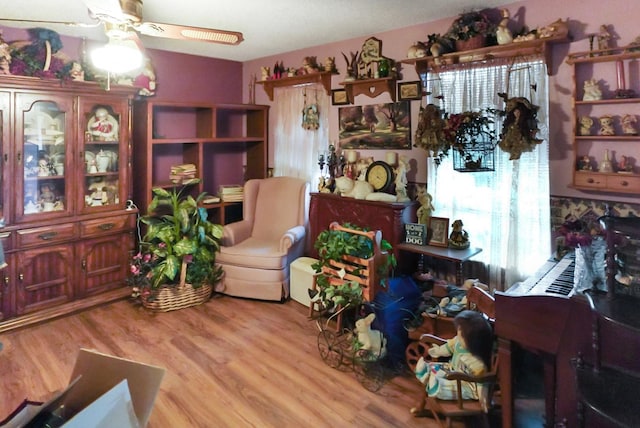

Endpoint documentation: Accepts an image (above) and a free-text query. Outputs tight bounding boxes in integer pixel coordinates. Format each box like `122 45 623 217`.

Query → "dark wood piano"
495 214 640 427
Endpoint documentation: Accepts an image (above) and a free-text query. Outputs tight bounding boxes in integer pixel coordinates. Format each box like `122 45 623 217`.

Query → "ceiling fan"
0 0 244 46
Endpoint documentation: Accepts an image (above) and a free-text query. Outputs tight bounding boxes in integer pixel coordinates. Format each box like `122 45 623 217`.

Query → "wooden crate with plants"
310 221 395 331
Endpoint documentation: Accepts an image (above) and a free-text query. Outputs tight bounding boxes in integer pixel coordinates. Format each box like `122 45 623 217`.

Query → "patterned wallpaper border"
550 196 640 233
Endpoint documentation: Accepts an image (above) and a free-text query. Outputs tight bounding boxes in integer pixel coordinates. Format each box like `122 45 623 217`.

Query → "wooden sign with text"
404 223 427 245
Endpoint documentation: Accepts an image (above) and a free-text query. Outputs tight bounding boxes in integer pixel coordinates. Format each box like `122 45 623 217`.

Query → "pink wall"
242 0 640 205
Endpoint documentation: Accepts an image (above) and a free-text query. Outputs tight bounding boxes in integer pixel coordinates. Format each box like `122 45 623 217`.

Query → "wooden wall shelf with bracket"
400 36 569 76
257 71 336 101
339 76 397 103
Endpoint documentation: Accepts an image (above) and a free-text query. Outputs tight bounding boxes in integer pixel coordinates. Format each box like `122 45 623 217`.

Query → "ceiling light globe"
91 41 144 74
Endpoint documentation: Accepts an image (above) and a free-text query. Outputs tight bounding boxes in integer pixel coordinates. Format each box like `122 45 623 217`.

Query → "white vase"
96 153 110 172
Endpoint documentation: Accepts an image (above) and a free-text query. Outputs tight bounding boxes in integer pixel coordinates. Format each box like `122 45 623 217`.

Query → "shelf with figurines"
256 57 338 101
401 11 570 76
338 37 398 103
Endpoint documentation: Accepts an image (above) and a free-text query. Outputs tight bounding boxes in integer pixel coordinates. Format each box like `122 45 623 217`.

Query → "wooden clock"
366 160 394 192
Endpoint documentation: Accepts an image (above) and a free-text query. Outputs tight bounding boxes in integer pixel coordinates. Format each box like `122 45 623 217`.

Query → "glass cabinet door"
16 94 73 222
79 98 128 213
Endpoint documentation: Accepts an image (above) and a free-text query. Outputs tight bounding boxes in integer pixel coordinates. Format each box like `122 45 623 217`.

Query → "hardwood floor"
0 295 452 427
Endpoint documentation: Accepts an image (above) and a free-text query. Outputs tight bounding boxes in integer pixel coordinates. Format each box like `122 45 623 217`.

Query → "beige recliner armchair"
216 177 310 301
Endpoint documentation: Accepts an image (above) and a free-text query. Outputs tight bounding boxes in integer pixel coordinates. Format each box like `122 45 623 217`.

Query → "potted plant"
310 222 396 326
444 10 497 51
129 184 224 311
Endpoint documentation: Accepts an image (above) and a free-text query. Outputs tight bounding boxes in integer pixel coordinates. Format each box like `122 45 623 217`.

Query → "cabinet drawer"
0 231 14 252
17 223 77 247
81 215 133 237
606 174 640 192
574 172 606 189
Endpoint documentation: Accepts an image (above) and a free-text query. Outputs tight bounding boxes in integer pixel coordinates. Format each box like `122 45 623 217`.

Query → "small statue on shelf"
578 155 593 171
617 155 634 173
597 24 612 53
415 184 434 225
448 219 470 250
583 79 603 101
496 9 513 45
579 116 594 136
621 114 638 135
598 115 615 136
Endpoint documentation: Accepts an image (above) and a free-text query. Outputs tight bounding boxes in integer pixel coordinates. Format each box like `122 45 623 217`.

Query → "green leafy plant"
311 222 396 312
128 184 223 297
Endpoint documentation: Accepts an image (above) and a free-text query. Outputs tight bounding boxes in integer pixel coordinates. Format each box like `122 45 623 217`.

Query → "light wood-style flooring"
0 295 457 427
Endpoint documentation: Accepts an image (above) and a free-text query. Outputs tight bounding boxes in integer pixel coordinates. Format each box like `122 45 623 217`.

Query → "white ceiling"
0 0 514 62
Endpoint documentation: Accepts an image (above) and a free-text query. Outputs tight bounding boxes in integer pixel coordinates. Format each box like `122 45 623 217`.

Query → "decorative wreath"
497 93 542 160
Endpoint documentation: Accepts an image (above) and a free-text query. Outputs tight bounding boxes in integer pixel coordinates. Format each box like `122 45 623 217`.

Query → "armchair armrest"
222 220 252 246
280 225 306 252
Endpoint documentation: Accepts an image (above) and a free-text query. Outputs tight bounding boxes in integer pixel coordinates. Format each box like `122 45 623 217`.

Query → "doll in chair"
411 310 493 415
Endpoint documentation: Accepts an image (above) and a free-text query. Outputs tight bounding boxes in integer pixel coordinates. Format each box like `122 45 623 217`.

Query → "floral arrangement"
415 105 496 166
445 11 496 41
554 215 604 258
9 28 72 79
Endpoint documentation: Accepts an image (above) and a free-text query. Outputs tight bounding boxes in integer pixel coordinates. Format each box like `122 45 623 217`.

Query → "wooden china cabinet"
0 76 139 332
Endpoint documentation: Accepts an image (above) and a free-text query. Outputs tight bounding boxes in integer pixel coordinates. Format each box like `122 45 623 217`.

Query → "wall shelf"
339 76 397 103
400 36 569 76
257 71 336 100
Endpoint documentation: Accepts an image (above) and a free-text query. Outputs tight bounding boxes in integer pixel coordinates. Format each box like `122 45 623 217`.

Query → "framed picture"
331 89 349 105
398 81 422 101
338 101 411 150
428 217 449 247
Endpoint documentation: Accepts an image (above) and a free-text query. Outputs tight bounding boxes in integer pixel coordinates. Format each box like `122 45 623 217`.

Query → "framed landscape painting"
338 101 411 150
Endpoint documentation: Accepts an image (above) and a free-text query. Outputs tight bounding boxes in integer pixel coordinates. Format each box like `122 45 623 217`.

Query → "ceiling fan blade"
135 22 244 45
82 0 128 23
0 17 100 28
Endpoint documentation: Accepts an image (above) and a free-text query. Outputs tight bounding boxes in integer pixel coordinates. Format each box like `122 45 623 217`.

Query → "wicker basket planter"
141 260 213 312
142 283 213 312
455 34 486 52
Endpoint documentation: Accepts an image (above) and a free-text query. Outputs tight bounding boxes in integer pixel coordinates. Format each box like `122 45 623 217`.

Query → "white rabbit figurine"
354 313 387 358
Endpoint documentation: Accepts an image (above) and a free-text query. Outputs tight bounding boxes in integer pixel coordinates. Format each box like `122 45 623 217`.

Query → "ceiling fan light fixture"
91 37 143 74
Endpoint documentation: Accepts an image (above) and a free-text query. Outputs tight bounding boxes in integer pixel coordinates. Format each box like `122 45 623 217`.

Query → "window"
422 60 551 290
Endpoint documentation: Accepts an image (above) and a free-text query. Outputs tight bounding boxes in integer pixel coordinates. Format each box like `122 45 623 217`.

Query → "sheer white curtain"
273 83 329 187
425 60 551 291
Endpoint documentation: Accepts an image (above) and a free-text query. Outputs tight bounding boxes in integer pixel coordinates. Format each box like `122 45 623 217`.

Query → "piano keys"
506 252 576 297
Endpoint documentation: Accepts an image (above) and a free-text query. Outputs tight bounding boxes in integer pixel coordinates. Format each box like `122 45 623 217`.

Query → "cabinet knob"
587 178 594 183
81 260 86 270
18 273 23 282
99 223 115 230
621 181 628 186
3 275 8 285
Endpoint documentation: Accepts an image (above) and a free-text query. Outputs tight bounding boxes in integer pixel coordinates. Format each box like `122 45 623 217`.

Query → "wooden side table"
396 243 482 286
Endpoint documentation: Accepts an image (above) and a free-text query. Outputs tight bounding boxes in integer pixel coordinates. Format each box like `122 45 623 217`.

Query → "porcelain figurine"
496 9 513 45
621 114 638 135
583 79 603 101
579 116 594 136
598 115 615 136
